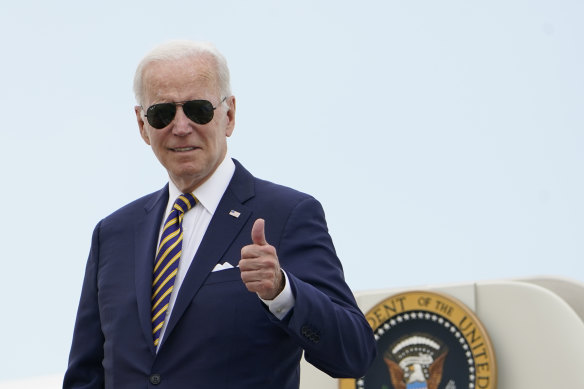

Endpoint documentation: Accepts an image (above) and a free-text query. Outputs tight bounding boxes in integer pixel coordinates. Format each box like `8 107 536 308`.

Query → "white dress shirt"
156 155 294 350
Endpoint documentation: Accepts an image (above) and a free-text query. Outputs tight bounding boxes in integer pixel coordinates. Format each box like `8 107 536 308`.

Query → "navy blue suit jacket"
64 160 376 388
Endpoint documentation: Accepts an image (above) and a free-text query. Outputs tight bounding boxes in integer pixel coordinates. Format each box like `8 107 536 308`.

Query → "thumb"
251 218 268 246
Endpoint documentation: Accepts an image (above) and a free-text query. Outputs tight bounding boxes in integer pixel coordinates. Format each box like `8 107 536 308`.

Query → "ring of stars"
357 311 476 389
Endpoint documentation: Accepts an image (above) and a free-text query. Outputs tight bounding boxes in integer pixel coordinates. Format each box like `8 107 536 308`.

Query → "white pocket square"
212 262 236 272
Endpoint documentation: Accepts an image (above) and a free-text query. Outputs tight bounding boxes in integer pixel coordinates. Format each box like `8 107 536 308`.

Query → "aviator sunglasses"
144 97 227 129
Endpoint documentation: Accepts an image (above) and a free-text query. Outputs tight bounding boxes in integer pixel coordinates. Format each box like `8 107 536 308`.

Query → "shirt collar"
167 155 236 216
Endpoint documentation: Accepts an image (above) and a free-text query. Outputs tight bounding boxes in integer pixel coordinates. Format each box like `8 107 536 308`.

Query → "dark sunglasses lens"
183 100 215 124
147 103 176 129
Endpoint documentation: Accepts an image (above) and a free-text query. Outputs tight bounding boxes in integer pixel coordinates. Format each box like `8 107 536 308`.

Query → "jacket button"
149 374 161 385
301 325 320 343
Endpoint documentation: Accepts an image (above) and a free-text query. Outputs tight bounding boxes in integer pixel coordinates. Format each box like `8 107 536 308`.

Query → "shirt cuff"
259 269 295 320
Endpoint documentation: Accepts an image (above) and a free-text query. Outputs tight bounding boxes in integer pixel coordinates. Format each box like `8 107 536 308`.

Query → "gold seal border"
339 290 497 389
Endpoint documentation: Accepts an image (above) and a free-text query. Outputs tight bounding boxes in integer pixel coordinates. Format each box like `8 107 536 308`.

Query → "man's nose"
171 106 193 135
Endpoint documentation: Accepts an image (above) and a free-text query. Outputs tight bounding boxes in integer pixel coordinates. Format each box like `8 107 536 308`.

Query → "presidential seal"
340 291 496 389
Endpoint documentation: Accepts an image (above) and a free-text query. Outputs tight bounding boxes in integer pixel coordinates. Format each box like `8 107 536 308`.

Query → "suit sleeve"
63 222 105 389
269 197 376 378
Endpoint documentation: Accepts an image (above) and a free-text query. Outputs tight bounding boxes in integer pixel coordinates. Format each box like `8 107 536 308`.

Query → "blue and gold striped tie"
151 193 197 347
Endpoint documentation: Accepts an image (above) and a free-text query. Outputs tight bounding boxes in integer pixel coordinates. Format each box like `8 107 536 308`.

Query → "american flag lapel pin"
229 210 241 218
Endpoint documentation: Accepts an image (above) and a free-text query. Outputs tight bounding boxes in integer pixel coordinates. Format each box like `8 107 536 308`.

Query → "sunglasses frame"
143 97 227 129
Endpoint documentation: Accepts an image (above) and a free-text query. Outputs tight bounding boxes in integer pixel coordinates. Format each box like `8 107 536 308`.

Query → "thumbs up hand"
240 218 284 300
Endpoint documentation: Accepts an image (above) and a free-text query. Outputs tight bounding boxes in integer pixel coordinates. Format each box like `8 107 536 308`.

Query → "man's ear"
135 106 151 145
225 96 236 137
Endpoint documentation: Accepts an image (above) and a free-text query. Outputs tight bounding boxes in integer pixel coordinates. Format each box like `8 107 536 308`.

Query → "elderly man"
64 40 376 389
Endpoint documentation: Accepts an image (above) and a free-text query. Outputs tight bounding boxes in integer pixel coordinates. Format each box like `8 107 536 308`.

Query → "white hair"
133 40 232 105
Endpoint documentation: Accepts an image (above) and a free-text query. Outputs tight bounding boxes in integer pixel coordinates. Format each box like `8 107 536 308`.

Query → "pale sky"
1 0 582 382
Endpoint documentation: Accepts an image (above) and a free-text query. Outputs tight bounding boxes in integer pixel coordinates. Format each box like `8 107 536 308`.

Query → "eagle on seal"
383 334 448 389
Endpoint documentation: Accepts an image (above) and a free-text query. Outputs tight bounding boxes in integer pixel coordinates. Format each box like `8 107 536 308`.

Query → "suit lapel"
161 161 255 346
134 186 169 355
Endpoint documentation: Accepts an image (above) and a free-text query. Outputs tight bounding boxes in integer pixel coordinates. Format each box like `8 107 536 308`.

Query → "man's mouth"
170 147 197 152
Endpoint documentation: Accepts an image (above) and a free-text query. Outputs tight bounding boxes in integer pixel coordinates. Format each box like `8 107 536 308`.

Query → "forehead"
142 56 219 104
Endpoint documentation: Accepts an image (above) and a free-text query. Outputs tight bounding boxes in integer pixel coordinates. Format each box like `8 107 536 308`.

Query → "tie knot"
173 193 197 214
